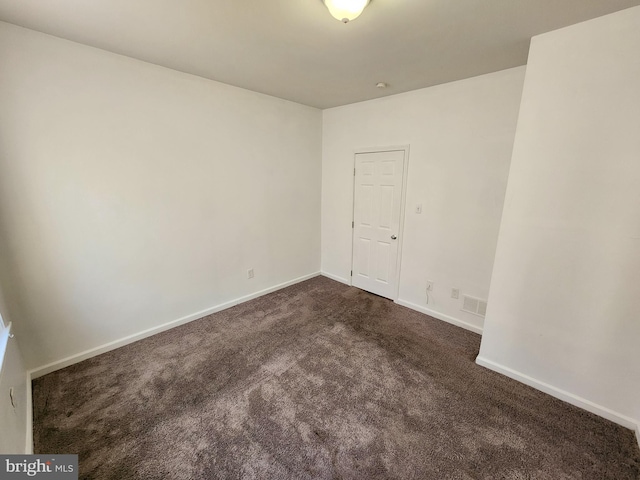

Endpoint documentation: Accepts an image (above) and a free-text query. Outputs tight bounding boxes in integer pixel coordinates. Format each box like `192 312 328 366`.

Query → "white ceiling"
1 0 638 109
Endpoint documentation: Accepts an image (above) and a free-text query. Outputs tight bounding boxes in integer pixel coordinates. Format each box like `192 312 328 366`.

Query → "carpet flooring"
33 276 640 479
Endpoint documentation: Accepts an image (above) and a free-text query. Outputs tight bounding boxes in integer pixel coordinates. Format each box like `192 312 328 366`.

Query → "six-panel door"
352 150 405 299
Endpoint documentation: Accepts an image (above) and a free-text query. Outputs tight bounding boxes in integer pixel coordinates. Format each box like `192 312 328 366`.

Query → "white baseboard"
320 271 351 286
321 278 483 338
25 370 33 454
395 299 483 335
476 355 639 430
636 423 640 450
30 272 321 379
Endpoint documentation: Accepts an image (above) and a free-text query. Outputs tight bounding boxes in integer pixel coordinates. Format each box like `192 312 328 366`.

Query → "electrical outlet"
426 281 433 292
247 268 254 279
451 288 460 299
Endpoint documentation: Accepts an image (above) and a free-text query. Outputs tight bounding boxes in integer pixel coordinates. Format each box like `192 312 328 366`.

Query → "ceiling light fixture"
323 0 370 23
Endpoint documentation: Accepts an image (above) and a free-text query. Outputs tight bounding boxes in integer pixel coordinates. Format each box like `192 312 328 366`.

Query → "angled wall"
479 6 640 427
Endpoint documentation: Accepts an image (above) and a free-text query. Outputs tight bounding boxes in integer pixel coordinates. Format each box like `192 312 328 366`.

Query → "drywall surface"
321 67 526 331
0 324 28 454
479 6 640 425
0 262 28 454
0 22 322 369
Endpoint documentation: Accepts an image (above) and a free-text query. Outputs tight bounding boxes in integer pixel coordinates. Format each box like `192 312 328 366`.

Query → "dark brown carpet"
33 276 640 479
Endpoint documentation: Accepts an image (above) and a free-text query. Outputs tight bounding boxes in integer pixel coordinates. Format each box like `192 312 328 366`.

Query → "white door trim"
350 145 410 300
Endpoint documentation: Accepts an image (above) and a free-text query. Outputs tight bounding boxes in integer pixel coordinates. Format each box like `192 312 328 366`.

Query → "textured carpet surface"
33 276 640 479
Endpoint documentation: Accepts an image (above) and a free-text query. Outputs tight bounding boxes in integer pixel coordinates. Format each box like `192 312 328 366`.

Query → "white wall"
321 68 526 332
478 6 640 427
0 22 322 370
0 324 29 454
0 250 29 453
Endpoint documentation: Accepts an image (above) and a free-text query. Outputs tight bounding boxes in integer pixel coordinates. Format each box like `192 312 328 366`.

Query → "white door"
352 150 406 299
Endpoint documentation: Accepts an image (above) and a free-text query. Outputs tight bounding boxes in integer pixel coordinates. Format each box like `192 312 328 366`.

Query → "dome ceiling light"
323 0 370 23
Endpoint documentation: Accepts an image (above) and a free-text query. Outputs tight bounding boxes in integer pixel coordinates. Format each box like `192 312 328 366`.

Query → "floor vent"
462 295 488 317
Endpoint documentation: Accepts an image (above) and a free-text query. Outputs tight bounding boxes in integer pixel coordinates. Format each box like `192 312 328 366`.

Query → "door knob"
391 235 397 240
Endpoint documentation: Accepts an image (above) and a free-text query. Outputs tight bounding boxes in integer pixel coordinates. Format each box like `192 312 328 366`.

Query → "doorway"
351 147 408 300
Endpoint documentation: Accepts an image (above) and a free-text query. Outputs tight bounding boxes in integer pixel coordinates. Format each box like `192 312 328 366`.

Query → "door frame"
350 145 410 301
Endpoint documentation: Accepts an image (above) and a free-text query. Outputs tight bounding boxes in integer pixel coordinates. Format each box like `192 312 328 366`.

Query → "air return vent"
462 295 487 317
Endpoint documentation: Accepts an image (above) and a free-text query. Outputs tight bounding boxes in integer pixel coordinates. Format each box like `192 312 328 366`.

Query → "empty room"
0 0 639 478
